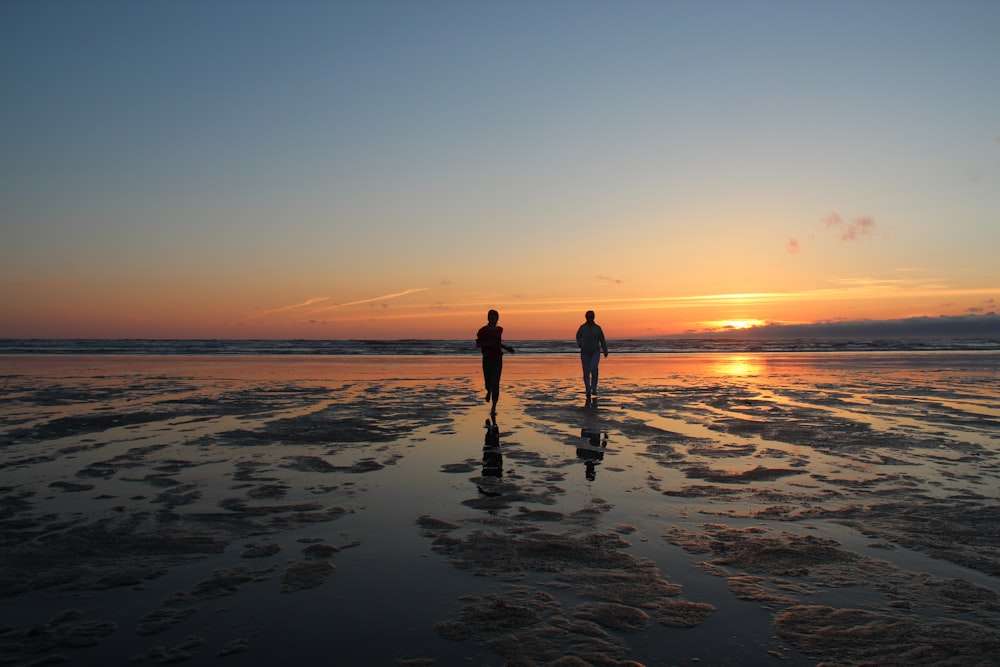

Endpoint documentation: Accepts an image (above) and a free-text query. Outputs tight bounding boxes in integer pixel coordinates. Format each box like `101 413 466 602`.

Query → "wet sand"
1 352 998 665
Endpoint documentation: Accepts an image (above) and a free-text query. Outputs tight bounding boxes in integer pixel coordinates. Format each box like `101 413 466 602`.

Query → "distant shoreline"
1 337 998 355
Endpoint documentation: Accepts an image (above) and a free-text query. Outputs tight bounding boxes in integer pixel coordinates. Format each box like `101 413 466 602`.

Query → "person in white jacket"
575 310 608 401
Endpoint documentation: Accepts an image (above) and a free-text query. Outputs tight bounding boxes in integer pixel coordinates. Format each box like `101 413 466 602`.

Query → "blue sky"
2 0 998 338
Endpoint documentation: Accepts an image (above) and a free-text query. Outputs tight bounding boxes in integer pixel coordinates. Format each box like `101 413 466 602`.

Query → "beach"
1 351 998 665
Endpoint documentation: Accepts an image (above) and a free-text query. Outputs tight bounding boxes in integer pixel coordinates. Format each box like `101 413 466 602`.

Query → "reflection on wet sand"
709 354 767 377
482 417 502 478
1 352 998 665
577 428 608 480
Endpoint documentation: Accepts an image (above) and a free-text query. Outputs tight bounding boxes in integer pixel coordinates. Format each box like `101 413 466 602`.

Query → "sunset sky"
2 0 998 340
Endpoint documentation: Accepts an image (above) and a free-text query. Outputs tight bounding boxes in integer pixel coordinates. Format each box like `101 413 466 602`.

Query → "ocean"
1 337 997 356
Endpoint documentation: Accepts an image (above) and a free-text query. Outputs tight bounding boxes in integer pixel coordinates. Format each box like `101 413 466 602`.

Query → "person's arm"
600 329 608 357
500 330 514 353
576 326 584 349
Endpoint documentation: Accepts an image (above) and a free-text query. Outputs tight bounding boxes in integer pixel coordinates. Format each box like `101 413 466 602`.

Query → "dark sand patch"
416 515 462 531
666 523 1000 662
280 453 399 474
430 530 638 576
426 522 714 662
136 606 199 635
684 464 804 483
775 605 1000 666
246 483 289 499
209 385 468 448
3 411 189 444
184 564 277 600
440 461 478 473
302 543 339 558
281 559 335 593
241 541 282 558
0 609 116 662
48 480 94 492
818 501 1000 576
0 498 350 598
217 637 250 656
437 586 633 665
688 442 758 458
144 634 206 663
573 602 650 631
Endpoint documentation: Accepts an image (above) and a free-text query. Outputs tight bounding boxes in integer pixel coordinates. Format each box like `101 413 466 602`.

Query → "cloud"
597 275 623 285
253 288 428 320
306 288 428 314
969 298 997 314
786 238 800 254
684 313 1000 339
823 212 876 241
843 215 875 240
254 296 331 317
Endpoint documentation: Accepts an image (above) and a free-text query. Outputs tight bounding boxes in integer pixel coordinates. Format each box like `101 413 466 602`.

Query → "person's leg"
482 357 491 401
489 358 502 412
581 352 600 397
484 358 501 405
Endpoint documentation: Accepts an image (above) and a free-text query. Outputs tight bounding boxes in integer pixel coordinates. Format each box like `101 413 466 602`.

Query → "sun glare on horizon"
705 319 768 332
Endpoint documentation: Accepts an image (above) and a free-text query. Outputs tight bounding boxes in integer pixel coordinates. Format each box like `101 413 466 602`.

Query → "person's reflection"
482 417 502 478
577 428 608 480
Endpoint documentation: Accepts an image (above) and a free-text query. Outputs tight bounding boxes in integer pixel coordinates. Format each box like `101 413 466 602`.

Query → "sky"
2 0 998 340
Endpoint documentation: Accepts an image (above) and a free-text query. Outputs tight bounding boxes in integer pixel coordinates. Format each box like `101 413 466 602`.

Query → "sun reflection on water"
711 355 765 377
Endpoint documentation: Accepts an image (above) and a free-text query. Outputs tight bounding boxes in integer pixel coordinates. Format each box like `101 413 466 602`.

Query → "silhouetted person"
576 310 608 402
482 417 502 478
476 309 514 414
577 428 608 480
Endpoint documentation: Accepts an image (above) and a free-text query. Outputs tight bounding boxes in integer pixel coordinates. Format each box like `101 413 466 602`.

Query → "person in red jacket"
476 309 515 414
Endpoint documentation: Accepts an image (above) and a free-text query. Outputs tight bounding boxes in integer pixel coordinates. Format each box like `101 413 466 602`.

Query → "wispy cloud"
292 283 1000 327
786 238 800 254
252 289 428 320
255 296 331 318
597 275 623 285
305 288 428 315
823 212 876 241
968 297 997 314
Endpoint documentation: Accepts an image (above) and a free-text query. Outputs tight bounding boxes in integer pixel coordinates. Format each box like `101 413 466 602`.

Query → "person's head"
487 309 499 324
585 310 595 322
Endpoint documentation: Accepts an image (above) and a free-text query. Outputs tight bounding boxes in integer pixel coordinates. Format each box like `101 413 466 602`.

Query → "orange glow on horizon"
701 318 768 332
2 277 996 340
